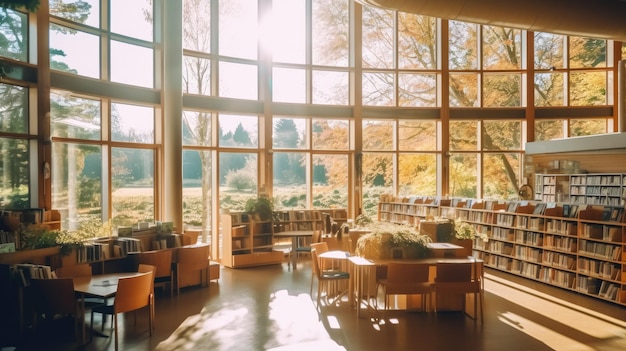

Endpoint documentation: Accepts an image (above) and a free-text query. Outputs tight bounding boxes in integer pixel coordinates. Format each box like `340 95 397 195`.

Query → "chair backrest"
310 248 322 278
310 242 328 255
114 271 153 314
435 262 472 283
136 250 172 279
177 244 210 269
311 230 322 244
30 278 77 315
386 262 430 284
54 264 92 278
138 264 157 293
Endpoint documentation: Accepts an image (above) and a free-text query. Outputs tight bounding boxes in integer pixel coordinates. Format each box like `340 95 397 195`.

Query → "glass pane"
219 114 258 148
0 8 27 61
483 153 520 199
482 25 522 70
449 153 477 198
110 41 153 88
219 152 258 211
570 119 607 137
398 13 436 70
273 67 305 103
52 142 102 231
0 83 28 134
398 153 436 196
398 120 436 151
450 121 477 151
398 73 436 107
483 73 521 107
312 119 349 150
111 0 153 41
51 91 101 140
111 148 154 226
535 120 565 141
362 72 394 106
483 120 521 151
183 110 213 146
312 154 348 209
0 138 29 208
219 0 258 59
570 71 607 106
273 117 306 149
182 149 212 234
219 61 258 100
449 21 478 70
362 6 393 69
50 0 99 27
569 37 606 69
183 0 211 52
49 24 100 78
534 73 565 107
534 32 565 70
183 55 211 95
270 0 305 64
273 151 306 209
449 73 479 107
111 103 154 143
312 0 349 67
312 70 349 105
363 120 394 151
361 152 393 217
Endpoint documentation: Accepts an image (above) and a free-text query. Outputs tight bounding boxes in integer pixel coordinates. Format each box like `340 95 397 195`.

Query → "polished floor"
12 258 626 351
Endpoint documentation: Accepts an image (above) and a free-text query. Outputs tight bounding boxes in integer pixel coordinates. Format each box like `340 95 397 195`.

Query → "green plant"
452 218 489 242
355 222 432 259
244 196 274 221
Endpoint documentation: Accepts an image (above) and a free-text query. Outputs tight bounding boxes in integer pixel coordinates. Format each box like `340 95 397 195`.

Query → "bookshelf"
535 172 626 206
273 209 324 232
378 197 626 306
377 196 441 227
221 212 284 268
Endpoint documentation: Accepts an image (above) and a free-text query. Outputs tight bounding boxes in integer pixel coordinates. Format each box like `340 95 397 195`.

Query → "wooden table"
348 256 483 318
273 230 314 270
73 272 143 341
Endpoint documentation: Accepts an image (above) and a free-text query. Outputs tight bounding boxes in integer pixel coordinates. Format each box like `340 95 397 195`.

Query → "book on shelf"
532 203 546 215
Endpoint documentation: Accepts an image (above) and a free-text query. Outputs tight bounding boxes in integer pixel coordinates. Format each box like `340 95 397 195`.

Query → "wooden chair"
433 260 483 323
90 271 154 351
30 278 84 341
376 262 432 319
132 250 174 296
176 244 210 294
292 230 322 264
310 247 350 306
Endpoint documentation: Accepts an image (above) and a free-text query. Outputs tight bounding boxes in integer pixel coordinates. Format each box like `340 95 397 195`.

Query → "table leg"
291 237 298 270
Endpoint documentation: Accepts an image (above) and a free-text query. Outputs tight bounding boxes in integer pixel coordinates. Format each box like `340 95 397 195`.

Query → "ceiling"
356 0 626 41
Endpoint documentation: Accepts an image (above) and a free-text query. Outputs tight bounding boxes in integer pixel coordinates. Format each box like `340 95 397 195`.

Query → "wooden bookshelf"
221 212 284 268
378 197 626 306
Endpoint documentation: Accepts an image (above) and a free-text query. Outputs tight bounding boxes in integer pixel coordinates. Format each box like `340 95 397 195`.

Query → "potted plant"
244 196 274 221
448 218 489 256
355 222 432 259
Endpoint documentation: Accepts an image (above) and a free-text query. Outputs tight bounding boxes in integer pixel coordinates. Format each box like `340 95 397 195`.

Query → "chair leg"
114 314 119 351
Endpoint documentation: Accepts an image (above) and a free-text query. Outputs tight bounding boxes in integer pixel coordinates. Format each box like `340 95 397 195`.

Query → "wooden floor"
11 258 626 351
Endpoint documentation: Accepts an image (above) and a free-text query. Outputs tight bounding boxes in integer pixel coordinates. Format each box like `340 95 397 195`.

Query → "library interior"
1 1 626 350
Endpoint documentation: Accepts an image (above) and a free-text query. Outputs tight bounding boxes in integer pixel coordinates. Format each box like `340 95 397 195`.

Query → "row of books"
11 263 54 287
76 237 142 263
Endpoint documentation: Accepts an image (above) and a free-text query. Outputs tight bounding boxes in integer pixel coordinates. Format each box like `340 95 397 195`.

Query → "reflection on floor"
15 259 626 351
